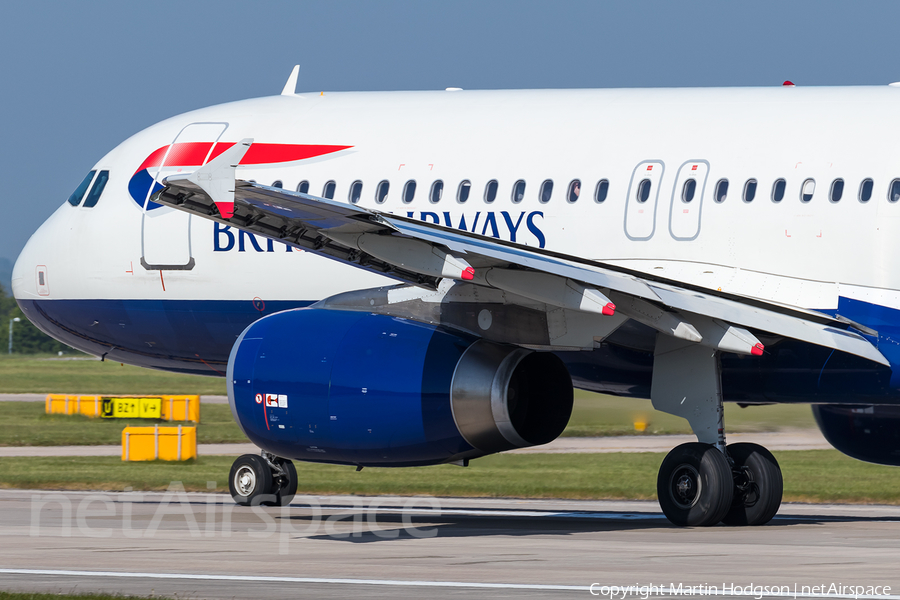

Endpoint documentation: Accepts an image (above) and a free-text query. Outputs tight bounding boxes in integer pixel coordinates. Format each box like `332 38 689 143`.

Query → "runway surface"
1 490 898 599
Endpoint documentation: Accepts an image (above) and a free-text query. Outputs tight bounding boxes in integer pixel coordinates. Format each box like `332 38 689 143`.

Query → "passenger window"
743 179 757 203
859 178 874 203
457 180 471 203
830 178 844 202
402 180 416 203
272 180 283 189
67 171 96 206
771 179 786 203
714 179 728 203
512 179 526 203
594 179 609 203
540 179 554 204
567 179 581 203
349 180 363 204
430 180 443 203
485 179 498 203
889 179 900 203
801 179 815 203
682 179 696 203
323 181 336 199
82 170 109 208
297 181 310 194
375 180 389 203
636 179 651 203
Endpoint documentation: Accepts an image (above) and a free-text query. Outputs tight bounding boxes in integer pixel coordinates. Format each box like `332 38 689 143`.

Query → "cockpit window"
67 171 95 206
82 171 109 208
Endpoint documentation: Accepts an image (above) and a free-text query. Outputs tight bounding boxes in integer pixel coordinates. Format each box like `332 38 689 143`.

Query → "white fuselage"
13 85 900 372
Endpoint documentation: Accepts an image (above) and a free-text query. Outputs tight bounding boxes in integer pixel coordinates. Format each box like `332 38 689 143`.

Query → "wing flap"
647 284 888 366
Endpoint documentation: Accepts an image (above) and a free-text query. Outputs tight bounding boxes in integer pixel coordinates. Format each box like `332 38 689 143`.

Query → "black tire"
229 454 274 506
657 442 733 527
721 442 783 526
270 459 298 507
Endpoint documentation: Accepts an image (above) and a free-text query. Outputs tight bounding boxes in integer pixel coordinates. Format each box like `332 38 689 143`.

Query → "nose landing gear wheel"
229 454 274 506
657 442 733 527
721 442 783 526
229 454 299 507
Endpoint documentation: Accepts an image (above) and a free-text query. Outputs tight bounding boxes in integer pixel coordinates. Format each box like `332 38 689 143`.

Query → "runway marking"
0 569 587 592
298 505 900 524
2 569 900 599
319 506 662 520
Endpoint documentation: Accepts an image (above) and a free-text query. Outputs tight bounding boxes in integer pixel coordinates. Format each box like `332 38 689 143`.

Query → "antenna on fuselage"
281 65 300 95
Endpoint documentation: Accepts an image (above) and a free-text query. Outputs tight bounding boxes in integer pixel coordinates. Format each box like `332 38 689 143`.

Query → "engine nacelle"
227 308 573 467
813 404 900 466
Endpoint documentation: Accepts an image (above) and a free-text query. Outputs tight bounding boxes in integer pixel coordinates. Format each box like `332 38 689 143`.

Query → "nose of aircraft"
13 202 129 361
12 204 70 342
13 197 138 365
12 192 260 375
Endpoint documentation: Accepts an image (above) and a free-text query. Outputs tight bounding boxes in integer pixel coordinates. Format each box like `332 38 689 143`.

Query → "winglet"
179 138 253 219
281 65 300 95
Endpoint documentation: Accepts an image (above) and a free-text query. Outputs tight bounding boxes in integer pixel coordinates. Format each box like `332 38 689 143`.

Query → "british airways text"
213 211 546 252
406 211 545 248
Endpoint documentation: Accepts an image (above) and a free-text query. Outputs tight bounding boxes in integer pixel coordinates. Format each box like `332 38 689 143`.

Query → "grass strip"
0 450 897 504
0 395 817 447
0 403 247 446
563 396 816 436
0 354 818 440
0 594 170 600
0 354 226 395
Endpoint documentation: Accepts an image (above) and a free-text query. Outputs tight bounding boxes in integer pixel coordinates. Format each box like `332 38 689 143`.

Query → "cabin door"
141 122 228 270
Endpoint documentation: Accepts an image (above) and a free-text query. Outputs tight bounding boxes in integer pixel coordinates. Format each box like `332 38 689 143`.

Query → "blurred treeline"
0 284 71 354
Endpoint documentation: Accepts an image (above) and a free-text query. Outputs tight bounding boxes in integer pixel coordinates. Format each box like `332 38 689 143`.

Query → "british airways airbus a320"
13 67 900 527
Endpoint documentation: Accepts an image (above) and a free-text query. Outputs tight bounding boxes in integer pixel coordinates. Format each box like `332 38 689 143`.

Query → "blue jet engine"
227 308 574 467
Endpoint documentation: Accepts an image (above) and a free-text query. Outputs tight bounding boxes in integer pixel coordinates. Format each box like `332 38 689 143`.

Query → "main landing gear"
229 452 298 506
657 441 783 526
652 337 783 527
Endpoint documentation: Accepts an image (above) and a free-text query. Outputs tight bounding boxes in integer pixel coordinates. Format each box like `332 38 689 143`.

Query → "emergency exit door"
141 122 228 270
668 160 709 241
624 161 665 240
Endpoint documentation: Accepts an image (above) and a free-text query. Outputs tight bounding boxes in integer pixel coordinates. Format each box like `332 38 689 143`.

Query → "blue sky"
3 0 900 284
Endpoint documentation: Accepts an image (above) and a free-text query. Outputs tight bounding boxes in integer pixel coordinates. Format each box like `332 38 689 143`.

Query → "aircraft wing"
154 140 888 366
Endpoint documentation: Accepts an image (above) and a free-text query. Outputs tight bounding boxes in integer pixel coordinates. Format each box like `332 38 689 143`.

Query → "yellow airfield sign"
101 397 162 419
47 394 199 422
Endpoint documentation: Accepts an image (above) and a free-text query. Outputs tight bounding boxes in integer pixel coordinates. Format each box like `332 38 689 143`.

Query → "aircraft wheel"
270 459 298 507
229 454 274 506
721 443 783 526
658 442 733 527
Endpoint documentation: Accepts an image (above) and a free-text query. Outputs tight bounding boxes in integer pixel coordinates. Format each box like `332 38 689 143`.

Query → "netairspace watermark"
588 583 896 600
28 481 441 555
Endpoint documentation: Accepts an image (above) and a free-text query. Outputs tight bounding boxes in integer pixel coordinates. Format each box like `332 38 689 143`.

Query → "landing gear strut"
229 452 298 506
652 336 783 526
